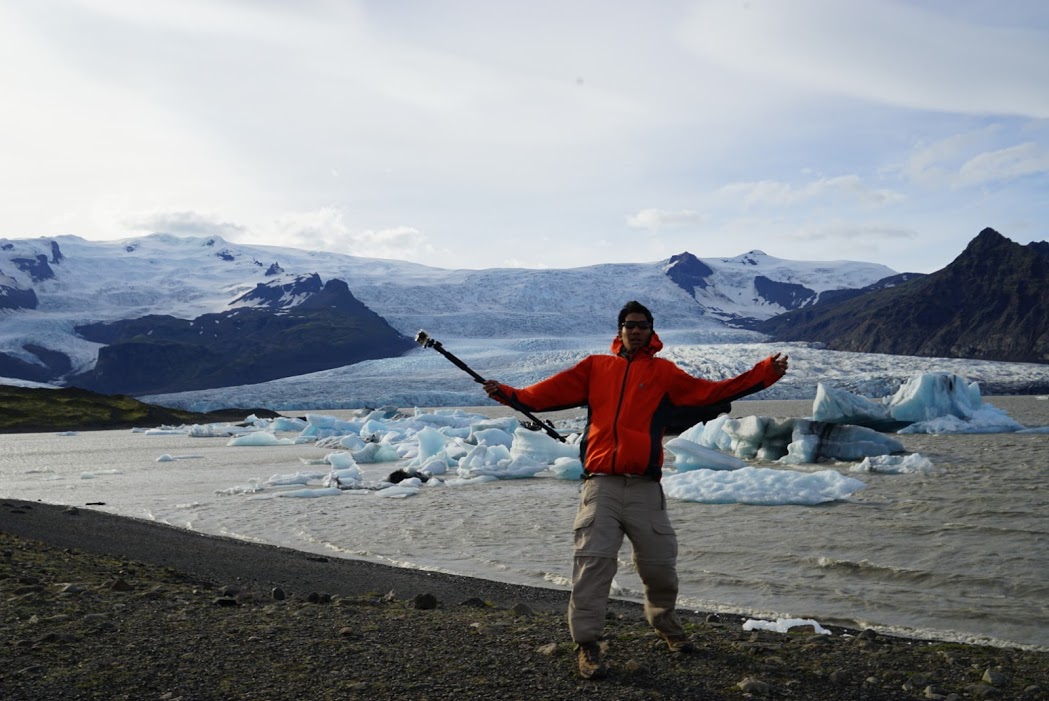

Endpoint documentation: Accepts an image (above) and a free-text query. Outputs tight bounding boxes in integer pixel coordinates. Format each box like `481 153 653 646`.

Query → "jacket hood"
611 331 663 357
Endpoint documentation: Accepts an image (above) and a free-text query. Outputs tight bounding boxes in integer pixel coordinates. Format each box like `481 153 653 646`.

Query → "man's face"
619 312 653 353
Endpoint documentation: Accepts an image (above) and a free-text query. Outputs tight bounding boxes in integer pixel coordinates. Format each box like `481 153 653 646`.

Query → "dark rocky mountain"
664 252 713 294
755 228 1049 364
69 278 416 395
0 274 38 311
231 273 324 309
812 272 926 307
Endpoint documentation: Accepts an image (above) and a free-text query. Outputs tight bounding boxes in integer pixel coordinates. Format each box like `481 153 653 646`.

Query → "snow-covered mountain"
0 233 895 382
5 232 1049 407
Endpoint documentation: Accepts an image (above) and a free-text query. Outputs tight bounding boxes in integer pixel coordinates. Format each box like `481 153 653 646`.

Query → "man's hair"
618 300 654 327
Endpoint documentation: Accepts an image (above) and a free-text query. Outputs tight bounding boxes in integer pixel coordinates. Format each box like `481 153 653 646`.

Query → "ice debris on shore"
743 617 832 635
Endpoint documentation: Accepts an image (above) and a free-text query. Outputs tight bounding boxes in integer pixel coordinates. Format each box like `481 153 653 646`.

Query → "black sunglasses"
620 321 652 330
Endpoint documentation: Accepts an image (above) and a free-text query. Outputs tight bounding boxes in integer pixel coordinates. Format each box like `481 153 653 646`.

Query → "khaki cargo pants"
568 474 686 643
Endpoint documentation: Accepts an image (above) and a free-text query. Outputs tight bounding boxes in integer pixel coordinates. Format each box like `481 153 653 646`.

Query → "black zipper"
609 354 633 474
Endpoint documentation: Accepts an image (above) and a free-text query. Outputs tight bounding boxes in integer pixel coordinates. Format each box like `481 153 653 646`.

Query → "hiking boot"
660 633 696 654
576 641 608 679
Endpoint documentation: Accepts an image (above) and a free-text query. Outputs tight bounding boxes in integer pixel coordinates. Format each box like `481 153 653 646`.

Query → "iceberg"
888 372 981 423
662 466 865 505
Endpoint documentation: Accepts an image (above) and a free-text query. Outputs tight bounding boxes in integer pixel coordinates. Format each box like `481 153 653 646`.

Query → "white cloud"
346 226 433 262
679 0 1049 118
903 128 1049 188
787 222 918 243
124 210 246 238
250 208 435 263
627 208 704 232
716 176 904 208
0 1 1044 274
957 142 1049 187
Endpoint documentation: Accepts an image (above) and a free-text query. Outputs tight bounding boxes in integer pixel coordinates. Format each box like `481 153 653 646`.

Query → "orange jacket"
490 333 783 480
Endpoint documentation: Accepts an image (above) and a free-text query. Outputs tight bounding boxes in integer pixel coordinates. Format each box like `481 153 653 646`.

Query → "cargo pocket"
572 504 600 554
646 517 678 562
573 504 597 532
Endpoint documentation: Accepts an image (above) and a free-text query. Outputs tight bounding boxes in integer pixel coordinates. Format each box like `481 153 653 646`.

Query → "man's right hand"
770 353 789 377
483 379 501 398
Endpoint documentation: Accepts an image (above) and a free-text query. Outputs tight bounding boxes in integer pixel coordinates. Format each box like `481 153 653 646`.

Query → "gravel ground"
2 500 1047 701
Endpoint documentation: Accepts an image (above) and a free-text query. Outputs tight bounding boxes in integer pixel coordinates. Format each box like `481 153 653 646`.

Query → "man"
483 300 788 680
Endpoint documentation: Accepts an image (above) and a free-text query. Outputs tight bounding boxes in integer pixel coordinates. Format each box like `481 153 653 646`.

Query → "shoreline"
3 498 1048 700
3 496 1044 653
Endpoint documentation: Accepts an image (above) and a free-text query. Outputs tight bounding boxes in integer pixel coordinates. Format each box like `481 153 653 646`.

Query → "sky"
1 0 1047 273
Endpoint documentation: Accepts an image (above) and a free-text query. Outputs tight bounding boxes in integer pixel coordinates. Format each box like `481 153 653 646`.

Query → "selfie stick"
414 330 565 442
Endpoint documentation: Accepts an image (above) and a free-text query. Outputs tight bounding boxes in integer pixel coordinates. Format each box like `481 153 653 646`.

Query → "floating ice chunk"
665 437 748 471
298 413 363 440
812 383 895 427
55 431 78 437
438 426 472 440
351 442 402 464
275 487 343 498
326 434 367 451
418 457 450 476
271 417 308 432
851 454 938 474
743 618 831 635
898 404 1024 434
80 470 122 479
216 479 263 495
265 471 327 486
678 414 900 465
321 452 362 486
457 444 548 479
549 457 584 480
144 428 186 435
778 420 903 464
460 443 511 466
721 415 767 459
410 408 487 427
414 426 452 460
888 372 981 423
375 484 420 498
663 466 865 505
469 416 521 437
361 419 408 443
326 452 356 469
677 413 735 452
509 428 580 463
265 473 305 487
471 427 513 449
306 414 363 431
155 454 205 462
227 432 295 446
187 424 236 437
445 475 499 486
753 418 796 461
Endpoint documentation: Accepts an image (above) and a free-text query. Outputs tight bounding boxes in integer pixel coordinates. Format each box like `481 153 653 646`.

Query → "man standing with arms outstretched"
484 300 789 679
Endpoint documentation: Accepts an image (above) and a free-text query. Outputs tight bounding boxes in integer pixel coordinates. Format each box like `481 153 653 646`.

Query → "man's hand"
771 353 789 377
483 379 501 398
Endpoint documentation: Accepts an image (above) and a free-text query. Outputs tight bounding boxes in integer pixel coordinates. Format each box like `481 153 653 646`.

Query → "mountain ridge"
3 228 1043 396
754 228 1049 363
0 232 897 394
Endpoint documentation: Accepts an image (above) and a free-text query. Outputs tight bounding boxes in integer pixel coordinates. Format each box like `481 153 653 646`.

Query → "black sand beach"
2 498 1047 700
